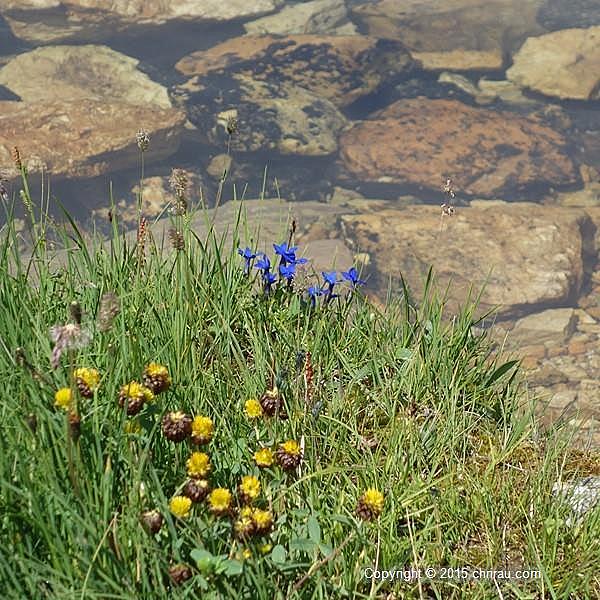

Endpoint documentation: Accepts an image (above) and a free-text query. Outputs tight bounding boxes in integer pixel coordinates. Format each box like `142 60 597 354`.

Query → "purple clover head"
341 267 365 287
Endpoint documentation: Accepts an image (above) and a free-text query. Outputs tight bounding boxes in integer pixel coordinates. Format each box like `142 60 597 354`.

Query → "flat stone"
0 0 284 43
507 27 600 100
338 204 587 317
175 35 414 107
351 0 544 71
0 45 171 108
244 0 356 35
0 100 186 181
338 98 579 198
512 308 578 344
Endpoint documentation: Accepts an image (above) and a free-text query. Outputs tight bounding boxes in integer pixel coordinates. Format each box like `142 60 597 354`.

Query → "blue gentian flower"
279 264 296 281
341 267 365 288
263 271 277 294
238 247 257 275
307 285 324 308
254 254 271 274
322 271 340 304
273 242 308 266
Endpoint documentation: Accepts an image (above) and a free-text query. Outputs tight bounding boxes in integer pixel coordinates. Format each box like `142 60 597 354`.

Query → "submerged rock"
0 99 185 180
338 98 578 198
182 74 347 156
538 0 600 30
338 203 588 317
507 27 600 101
351 0 544 71
244 0 356 36
0 45 171 107
175 34 414 107
0 0 283 43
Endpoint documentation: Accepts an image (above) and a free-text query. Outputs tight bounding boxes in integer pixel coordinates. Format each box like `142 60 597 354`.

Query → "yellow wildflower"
186 451 211 478
244 398 263 419
169 495 192 519
191 415 214 445
208 488 232 516
54 387 72 410
254 447 274 468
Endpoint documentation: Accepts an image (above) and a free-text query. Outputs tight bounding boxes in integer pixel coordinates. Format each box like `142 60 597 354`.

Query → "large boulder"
339 203 589 317
507 27 600 101
351 0 545 71
0 45 171 107
0 100 186 180
338 98 579 198
175 35 414 107
0 0 283 44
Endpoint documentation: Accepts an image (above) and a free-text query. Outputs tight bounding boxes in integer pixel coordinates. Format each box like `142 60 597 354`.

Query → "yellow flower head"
120 381 154 403
169 495 192 519
242 548 252 560
234 515 255 540
191 415 214 445
362 488 384 513
280 440 301 456
54 387 72 410
143 362 171 394
357 488 385 521
239 475 261 503
244 398 263 419
74 367 100 396
251 508 274 534
208 488 232 516
186 451 211 478
239 506 253 519
254 447 274 468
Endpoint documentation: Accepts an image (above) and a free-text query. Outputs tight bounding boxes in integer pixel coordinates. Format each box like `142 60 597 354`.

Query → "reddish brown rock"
0 100 185 180
339 203 587 317
175 35 414 107
338 98 579 198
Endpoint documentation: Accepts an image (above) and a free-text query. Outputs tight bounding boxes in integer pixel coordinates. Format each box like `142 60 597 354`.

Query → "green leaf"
222 559 244 576
290 537 316 553
485 360 518 387
395 348 412 361
191 548 216 574
270 544 287 564
319 543 333 556
307 516 321 543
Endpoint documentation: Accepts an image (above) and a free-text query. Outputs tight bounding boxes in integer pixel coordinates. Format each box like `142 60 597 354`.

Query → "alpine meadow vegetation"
1 141 599 600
